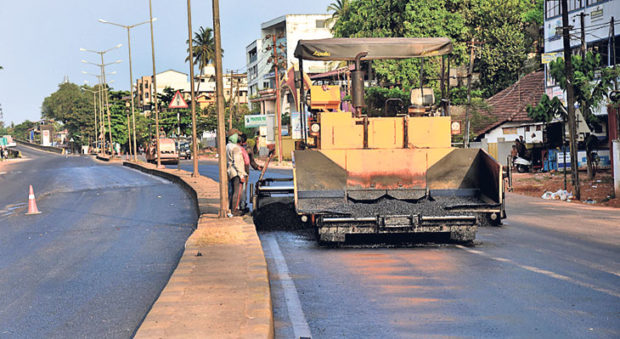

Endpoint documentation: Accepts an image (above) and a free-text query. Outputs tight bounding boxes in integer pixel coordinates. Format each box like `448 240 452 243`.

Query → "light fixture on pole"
80 44 122 156
98 18 155 162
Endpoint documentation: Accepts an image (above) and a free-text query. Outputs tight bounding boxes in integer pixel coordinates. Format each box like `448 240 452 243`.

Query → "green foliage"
41 82 95 144
548 52 620 127
465 0 540 97
526 94 565 123
364 86 411 115
332 0 542 98
9 120 37 140
449 86 484 105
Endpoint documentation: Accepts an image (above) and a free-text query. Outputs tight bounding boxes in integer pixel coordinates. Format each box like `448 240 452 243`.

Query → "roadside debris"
541 189 573 201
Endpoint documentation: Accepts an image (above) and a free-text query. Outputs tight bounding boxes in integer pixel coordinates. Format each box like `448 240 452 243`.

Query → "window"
316 20 326 28
568 0 583 12
546 0 560 19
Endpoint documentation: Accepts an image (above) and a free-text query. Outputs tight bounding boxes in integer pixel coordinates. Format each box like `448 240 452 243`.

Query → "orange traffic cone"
26 185 41 215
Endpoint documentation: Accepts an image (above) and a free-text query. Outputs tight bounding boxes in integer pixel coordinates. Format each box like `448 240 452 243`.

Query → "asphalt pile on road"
304 195 484 217
253 198 307 231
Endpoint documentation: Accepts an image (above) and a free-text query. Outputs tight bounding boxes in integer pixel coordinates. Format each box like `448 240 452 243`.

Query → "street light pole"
212 0 229 216
83 85 100 153
148 0 162 168
83 70 117 156
186 0 199 177
99 18 154 162
80 44 122 156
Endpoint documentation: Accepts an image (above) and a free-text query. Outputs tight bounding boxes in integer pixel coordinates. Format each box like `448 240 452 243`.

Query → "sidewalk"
124 161 273 339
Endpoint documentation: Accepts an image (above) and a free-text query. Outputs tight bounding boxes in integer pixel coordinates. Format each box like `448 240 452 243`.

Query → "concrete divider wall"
16 139 65 154
123 161 274 339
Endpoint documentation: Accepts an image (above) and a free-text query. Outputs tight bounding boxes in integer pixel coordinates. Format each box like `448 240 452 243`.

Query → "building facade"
543 0 620 137
246 14 334 115
135 67 248 113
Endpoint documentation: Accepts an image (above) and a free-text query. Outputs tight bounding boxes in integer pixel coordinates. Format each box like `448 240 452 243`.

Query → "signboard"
541 52 563 64
42 130 50 146
168 90 188 109
244 114 269 128
450 120 461 135
290 112 302 139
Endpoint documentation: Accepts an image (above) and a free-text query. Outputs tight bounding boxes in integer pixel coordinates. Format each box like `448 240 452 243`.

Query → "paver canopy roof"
294 38 453 61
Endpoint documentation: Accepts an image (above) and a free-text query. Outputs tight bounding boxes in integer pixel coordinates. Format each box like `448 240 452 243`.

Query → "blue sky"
0 0 334 125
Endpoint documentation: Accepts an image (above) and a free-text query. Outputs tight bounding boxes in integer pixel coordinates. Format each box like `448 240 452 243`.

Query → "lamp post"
186 0 199 177
83 84 101 154
82 59 121 155
98 18 155 162
83 72 115 155
147 0 162 168
80 44 122 156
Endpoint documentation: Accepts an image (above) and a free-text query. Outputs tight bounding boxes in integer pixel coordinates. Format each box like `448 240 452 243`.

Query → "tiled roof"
476 71 544 135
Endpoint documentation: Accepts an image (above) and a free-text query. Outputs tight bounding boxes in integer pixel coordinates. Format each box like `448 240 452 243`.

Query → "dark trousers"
229 176 242 211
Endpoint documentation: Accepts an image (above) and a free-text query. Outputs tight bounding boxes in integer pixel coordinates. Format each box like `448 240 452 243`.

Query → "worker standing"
238 134 263 212
226 131 247 216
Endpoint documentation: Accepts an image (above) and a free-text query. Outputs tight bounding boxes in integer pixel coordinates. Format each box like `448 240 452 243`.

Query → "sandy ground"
510 169 619 208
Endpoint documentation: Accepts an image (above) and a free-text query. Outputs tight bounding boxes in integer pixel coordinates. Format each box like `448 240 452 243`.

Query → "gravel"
299 195 485 217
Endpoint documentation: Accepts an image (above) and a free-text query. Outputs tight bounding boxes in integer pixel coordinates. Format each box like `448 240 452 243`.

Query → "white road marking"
456 245 620 299
265 234 312 339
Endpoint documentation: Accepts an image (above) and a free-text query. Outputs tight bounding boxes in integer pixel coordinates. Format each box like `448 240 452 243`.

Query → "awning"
294 38 452 61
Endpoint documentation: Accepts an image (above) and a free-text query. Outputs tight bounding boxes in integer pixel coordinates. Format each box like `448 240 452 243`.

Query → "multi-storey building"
543 0 620 137
135 67 248 113
246 14 333 115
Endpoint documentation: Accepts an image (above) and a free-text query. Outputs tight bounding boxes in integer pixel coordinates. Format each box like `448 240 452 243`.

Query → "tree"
463 0 542 97
326 0 350 27
41 82 94 145
331 0 542 98
186 26 219 93
547 51 619 178
332 0 468 90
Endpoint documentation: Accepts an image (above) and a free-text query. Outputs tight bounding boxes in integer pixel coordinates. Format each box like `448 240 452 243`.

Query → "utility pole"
228 69 234 129
464 38 476 148
186 0 199 177
561 0 581 200
612 17 617 92
580 12 587 57
267 33 284 164
235 76 240 119
148 0 162 168
212 0 229 217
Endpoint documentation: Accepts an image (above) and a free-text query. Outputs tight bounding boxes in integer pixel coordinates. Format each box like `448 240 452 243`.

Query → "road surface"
0 146 196 338
174 160 620 338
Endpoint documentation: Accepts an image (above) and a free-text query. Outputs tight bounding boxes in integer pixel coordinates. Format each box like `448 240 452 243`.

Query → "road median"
15 139 65 154
124 161 273 339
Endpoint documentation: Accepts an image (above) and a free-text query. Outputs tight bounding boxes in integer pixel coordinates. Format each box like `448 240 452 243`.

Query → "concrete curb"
15 139 65 154
124 161 274 339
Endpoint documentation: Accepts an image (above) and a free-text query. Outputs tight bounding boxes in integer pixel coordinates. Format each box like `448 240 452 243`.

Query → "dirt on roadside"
510 169 619 208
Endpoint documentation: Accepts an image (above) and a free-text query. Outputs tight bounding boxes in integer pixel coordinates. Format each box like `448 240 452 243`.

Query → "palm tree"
327 0 349 22
186 26 220 94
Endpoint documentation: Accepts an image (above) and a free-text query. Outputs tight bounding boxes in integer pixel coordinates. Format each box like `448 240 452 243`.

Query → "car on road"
177 141 191 160
145 138 179 164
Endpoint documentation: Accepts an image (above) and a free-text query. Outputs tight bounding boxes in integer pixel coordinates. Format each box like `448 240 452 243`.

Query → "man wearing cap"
226 130 247 216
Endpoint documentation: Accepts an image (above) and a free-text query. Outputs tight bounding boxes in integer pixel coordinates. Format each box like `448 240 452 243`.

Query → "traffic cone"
26 185 41 215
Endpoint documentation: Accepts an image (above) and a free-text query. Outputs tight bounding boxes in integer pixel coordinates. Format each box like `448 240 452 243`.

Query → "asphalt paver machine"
254 38 505 244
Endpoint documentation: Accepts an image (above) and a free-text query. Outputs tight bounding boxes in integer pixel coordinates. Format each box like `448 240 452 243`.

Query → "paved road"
260 192 620 338
0 146 196 338
171 160 620 337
